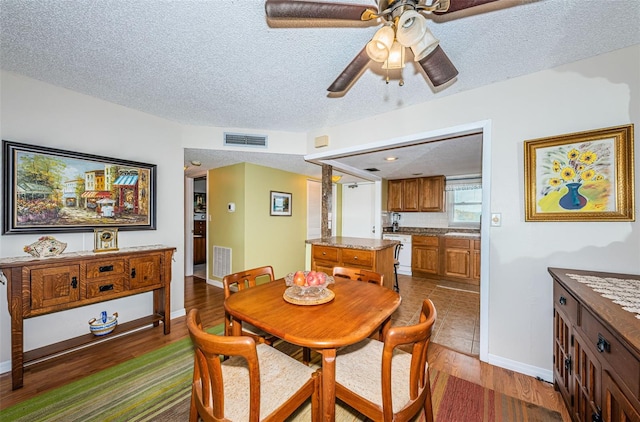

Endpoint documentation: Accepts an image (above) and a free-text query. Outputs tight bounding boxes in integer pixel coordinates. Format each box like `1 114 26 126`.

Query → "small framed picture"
270 191 292 216
94 228 119 252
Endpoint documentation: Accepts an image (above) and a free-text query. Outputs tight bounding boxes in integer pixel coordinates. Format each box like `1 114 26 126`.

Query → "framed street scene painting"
3 140 157 234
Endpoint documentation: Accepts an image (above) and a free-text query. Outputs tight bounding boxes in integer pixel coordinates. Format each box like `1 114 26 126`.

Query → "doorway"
305 120 491 361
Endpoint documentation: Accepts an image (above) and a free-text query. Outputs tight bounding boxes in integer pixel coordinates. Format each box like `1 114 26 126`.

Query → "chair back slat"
332 266 384 286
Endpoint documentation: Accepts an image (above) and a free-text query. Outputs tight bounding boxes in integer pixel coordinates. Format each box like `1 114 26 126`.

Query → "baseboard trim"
487 352 553 383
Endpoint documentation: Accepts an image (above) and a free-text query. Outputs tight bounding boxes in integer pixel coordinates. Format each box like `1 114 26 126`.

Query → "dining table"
224 275 401 421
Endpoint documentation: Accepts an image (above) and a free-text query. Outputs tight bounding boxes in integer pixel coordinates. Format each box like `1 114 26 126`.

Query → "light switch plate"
491 213 502 226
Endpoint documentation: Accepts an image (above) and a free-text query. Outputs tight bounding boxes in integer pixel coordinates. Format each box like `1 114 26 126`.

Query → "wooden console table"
0 245 175 390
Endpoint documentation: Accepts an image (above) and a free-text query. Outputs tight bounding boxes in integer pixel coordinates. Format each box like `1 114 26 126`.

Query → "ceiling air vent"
224 132 268 148
364 168 380 172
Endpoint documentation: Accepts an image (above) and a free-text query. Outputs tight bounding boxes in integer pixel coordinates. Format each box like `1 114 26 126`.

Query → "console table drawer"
86 259 125 279
86 277 126 299
581 307 640 398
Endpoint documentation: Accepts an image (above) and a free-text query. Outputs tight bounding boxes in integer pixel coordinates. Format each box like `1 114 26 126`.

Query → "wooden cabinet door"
572 331 601 422
444 249 470 278
419 176 445 212
402 178 419 212
472 240 481 281
412 245 439 275
30 265 80 313
553 306 573 409
129 254 162 289
602 370 640 422
387 180 403 211
193 236 206 265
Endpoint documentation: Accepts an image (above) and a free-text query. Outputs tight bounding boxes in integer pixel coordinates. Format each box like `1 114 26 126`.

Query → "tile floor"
391 274 481 356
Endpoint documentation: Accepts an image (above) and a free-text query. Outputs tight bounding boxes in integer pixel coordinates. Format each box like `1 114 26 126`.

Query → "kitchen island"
306 237 397 290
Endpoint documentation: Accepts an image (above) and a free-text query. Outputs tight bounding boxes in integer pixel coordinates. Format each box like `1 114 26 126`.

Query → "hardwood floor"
0 275 570 421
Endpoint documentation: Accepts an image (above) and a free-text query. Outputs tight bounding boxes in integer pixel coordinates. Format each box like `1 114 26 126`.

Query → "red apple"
306 271 317 286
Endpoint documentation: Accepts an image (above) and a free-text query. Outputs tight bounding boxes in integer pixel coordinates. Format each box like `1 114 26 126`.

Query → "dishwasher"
382 233 412 275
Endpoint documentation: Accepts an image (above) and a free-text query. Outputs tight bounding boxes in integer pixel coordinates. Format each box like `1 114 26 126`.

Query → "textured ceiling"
2 0 639 181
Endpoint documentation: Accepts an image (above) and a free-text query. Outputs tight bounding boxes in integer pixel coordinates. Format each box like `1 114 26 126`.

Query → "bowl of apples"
283 271 335 305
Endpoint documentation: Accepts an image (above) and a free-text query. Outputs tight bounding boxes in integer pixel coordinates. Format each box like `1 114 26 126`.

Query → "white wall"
1 45 638 380
306 45 640 377
0 72 185 369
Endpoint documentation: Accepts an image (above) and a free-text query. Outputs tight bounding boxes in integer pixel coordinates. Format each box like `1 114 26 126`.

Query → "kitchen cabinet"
411 235 440 277
411 234 480 285
444 237 471 279
419 175 445 212
403 178 420 211
388 180 403 211
549 268 640 422
0 245 175 390
387 176 444 212
472 239 481 281
309 238 396 290
194 219 206 265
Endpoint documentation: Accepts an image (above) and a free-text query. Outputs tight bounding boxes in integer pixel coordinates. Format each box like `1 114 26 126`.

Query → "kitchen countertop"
383 227 480 238
306 236 398 251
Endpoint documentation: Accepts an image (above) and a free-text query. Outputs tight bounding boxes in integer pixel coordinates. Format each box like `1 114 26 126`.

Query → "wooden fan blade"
417 45 458 87
327 46 370 92
434 0 498 14
265 0 377 21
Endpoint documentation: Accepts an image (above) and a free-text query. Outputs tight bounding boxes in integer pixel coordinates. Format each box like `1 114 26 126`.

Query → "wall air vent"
224 132 268 148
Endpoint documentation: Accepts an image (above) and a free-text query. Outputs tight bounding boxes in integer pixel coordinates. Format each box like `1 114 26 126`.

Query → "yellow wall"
208 162 308 280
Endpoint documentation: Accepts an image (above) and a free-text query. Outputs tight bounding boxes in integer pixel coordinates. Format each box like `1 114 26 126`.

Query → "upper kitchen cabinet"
387 176 445 212
388 179 403 211
419 175 445 212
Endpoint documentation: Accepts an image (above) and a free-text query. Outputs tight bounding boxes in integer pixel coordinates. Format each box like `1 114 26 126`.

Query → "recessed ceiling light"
190 160 202 166
385 156 398 161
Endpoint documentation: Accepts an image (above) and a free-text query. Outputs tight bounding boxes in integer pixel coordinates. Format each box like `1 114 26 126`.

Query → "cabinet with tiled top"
549 267 640 422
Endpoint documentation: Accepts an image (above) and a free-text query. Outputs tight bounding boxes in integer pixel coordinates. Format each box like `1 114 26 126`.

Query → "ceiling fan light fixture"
396 10 426 47
410 27 439 61
366 25 394 62
382 40 405 69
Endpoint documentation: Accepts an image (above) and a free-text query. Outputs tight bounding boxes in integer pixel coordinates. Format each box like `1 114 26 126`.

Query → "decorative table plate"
283 285 335 306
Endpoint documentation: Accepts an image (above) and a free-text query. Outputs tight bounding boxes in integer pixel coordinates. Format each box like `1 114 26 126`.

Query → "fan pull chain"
385 69 405 87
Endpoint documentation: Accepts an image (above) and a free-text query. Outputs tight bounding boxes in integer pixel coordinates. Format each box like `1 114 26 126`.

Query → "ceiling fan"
265 0 497 93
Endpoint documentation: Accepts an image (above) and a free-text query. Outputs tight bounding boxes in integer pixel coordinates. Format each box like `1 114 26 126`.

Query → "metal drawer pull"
71 277 78 289
99 284 114 292
559 296 567 305
596 334 610 353
131 268 136 278
99 265 114 273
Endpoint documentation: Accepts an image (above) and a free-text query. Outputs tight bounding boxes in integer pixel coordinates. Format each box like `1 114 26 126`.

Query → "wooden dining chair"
223 265 275 344
334 299 437 422
186 309 321 422
332 266 384 286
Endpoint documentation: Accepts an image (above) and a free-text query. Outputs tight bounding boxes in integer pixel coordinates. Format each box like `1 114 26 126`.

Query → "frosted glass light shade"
411 27 439 61
396 10 426 47
382 41 405 69
366 26 394 62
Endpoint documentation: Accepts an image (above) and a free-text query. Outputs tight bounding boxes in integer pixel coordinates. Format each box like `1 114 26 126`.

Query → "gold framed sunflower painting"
524 124 634 222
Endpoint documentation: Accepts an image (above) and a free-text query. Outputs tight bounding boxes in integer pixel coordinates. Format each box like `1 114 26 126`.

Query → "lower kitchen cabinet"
310 241 395 290
413 235 480 285
411 235 439 277
193 236 206 265
549 268 640 422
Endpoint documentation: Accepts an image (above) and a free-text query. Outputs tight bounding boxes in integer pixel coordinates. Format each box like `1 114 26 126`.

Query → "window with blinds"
446 176 482 227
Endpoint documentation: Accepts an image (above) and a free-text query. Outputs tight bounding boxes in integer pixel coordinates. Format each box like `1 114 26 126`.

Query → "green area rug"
1 324 562 421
